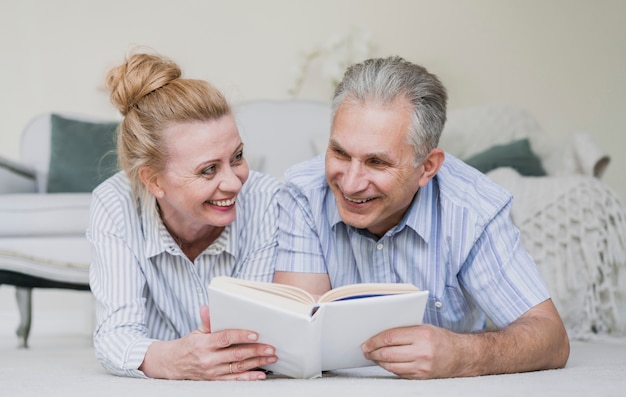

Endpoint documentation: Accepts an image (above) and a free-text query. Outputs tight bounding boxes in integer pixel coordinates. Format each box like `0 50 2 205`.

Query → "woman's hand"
139 306 278 380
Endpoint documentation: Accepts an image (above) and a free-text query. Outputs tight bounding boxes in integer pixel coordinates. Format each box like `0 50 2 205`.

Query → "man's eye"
233 151 244 162
333 148 348 157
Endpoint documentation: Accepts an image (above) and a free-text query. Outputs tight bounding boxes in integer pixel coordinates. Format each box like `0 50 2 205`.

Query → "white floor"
0 286 94 338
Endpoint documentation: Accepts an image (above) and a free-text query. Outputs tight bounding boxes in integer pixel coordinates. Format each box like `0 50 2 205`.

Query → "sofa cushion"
0 235 92 280
0 193 92 237
463 138 547 176
47 114 118 193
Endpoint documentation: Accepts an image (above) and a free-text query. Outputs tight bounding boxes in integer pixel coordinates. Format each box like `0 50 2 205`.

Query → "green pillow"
464 138 547 176
47 114 119 193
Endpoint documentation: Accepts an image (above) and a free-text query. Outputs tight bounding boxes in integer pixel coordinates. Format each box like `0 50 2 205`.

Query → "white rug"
1 334 625 397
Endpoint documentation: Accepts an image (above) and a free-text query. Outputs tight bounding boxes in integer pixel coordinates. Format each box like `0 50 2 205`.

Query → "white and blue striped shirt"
276 154 550 332
87 170 281 378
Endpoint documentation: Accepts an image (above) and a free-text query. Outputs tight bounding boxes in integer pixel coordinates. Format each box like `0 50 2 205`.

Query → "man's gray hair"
331 56 448 164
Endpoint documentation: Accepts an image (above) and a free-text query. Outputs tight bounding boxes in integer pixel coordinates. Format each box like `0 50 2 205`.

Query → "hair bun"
105 52 182 116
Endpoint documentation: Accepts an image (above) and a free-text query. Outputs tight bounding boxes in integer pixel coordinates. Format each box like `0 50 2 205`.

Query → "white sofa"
0 113 101 347
438 104 626 339
1 100 624 347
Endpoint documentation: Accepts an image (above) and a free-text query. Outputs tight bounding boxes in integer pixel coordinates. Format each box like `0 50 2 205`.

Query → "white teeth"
344 195 371 204
208 198 235 207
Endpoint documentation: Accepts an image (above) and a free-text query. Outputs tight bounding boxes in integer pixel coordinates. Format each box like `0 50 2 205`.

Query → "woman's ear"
418 148 445 188
139 166 163 198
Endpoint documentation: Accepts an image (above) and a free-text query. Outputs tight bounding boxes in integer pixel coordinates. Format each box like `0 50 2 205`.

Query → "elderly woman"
87 50 279 380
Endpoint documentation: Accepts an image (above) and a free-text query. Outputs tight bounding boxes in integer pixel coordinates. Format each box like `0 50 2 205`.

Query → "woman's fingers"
221 355 277 380
197 305 211 333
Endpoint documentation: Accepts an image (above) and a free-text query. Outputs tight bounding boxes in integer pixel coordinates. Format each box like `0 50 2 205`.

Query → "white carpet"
1 334 625 397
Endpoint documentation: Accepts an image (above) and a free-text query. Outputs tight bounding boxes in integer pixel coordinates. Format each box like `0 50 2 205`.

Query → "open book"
208 276 429 379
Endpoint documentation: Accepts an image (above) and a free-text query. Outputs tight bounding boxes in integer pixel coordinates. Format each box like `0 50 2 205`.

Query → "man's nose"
342 160 368 194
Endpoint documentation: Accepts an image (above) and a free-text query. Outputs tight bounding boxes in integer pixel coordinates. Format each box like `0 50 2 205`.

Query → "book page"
210 276 317 306
318 282 421 304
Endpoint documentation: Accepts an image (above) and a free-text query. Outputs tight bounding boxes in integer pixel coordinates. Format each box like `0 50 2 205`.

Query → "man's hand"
362 299 569 379
361 324 464 379
140 305 278 380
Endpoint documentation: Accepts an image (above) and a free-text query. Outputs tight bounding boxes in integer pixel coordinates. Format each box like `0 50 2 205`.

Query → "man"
274 56 569 379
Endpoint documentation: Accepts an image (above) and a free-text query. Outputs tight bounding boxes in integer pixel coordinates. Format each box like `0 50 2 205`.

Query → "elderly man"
274 56 569 379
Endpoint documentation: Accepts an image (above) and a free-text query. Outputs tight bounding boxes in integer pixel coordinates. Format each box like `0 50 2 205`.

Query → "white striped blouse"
276 154 550 332
87 170 281 378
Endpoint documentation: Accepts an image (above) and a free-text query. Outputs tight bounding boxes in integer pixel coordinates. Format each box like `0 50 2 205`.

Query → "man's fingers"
361 326 416 353
362 343 416 364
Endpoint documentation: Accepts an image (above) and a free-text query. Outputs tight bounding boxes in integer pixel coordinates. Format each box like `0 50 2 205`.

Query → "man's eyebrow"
328 138 392 161
328 138 343 150
365 151 393 162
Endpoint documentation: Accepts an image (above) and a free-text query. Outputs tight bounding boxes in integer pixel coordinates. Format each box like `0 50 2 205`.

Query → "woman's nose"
219 166 243 192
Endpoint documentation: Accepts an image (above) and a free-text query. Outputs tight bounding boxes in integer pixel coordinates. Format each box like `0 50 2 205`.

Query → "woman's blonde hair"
105 49 230 204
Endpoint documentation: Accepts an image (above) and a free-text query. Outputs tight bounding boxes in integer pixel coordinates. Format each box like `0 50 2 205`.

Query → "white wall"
1 0 625 337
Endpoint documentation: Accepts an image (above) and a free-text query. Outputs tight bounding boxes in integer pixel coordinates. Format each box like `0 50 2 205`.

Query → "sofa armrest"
0 155 37 194
571 132 610 178
541 132 610 179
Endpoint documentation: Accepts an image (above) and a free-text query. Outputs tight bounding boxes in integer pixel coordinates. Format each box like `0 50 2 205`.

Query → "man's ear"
418 148 445 188
139 166 162 198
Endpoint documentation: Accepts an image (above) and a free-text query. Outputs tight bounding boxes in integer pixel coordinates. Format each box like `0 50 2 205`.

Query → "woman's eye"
201 165 216 175
233 151 243 162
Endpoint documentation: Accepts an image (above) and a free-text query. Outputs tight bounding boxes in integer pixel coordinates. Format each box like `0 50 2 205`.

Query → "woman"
87 50 279 380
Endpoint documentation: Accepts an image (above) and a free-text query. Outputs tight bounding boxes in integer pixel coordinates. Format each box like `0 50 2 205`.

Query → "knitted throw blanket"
488 168 626 339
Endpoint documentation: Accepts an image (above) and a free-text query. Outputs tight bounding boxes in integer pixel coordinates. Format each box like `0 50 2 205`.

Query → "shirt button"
434 301 443 308
196 287 202 293
376 243 384 250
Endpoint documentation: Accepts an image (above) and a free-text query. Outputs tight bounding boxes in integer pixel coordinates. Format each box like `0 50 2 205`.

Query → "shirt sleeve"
459 200 551 327
275 182 328 274
86 188 154 378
